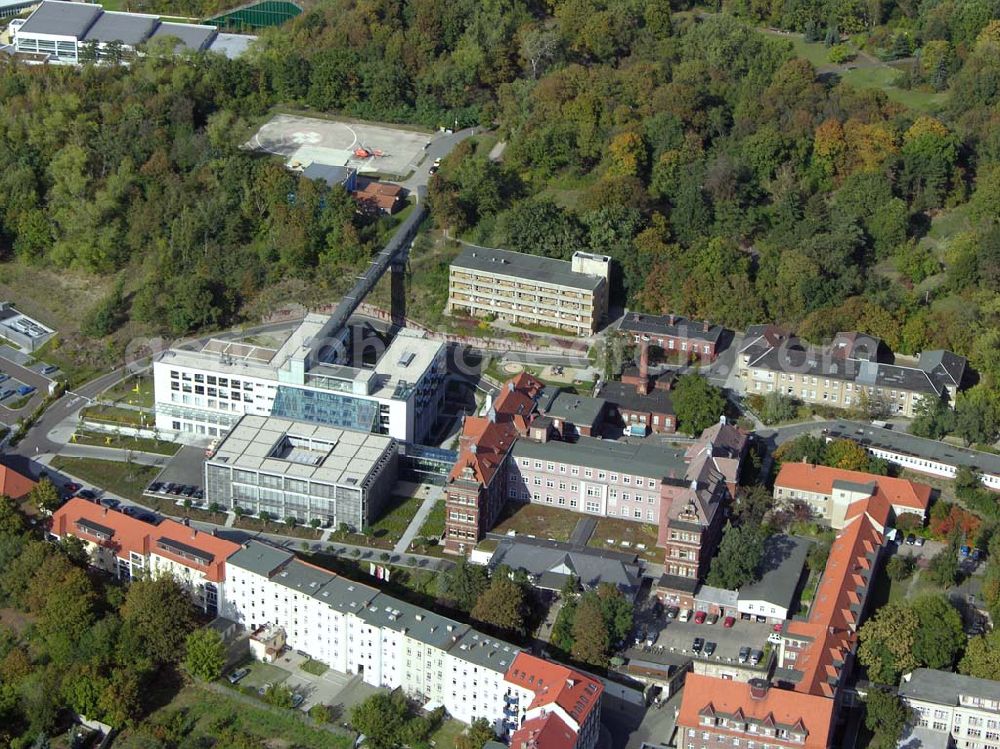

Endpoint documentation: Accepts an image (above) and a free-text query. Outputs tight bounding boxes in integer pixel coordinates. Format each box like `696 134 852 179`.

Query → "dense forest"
0 1 997 398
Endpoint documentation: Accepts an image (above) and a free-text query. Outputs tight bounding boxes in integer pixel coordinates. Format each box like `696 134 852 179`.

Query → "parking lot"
0 346 54 417
146 445 209 503
634 614 775 669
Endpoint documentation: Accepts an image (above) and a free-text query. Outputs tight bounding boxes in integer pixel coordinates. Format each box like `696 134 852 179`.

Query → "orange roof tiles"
154 519 241 582
448 417 518 486
506 652 603 728
775 463 931 513
51 499 240 582
677 674 835 749
0 464 36 500
510 712 577 749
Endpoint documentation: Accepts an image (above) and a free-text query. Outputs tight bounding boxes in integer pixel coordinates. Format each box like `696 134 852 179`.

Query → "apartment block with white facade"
153 317 446 445
50 498 241 617
221 541 602 748
899 669 1000 749
448 247 611 336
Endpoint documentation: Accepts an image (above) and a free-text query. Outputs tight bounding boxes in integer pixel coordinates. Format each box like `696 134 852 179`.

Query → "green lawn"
80 404 155 427
70 429 180 456
101 374 154 409
588 517 661 562
113 683 351 749
368 494 423 546
840 65 947 113
50 456 159 502
429 717 469 748
759 29 841 68
493 503 583 543
416 499 445 540
301 659 329 676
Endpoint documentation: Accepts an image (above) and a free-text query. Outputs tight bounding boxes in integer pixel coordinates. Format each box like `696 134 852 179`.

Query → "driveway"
269 650 358 711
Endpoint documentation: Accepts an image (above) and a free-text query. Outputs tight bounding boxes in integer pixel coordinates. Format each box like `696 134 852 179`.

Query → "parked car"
972 548 983 561
692 637 704 653
0 388 14 401
651 600 663 618
905 534 916 545
704 641 717 656
749 649 763 666
147 482 163 494
738 646 751 663
181 485 197 498
773 622 784 632
768 632 783 645
122 506 139 517
16 384 35 396
227 668 250 685
707 613 719 625
723 616 736 628
41 364 58 375
0 373 8 383
193 488 205 500
914 537 925 547
76 489 97 501
665 605 680 620
158 482 174 494
678 609 692 622
257 682 273 696
167 484 184 495
100 497 120 509
290 692 305 709
645 630 658 647
64 482 81 495
961 545 971 557
428 165 439 174
633 627 647 645
694 611 707 624
136 511 157 523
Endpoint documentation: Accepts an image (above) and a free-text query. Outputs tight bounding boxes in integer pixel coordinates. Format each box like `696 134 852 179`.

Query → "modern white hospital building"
152 314 447 445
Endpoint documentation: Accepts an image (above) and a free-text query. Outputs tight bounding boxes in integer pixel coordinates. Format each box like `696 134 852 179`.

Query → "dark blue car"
16 385 35 396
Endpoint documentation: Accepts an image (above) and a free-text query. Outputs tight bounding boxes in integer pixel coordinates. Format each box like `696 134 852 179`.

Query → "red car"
773 622 784 632
694 611 707 624
63 482 81 495
723 616 735 628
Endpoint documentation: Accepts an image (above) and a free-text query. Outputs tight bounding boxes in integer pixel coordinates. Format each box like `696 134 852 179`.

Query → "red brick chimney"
637 341 652 395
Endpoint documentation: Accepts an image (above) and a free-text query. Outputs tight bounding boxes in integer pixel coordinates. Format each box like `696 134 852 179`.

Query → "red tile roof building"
0 464 37 500
505 653 603 749
774 463 931 529
50 498 240 615
677 675 835 749
676 495 887 749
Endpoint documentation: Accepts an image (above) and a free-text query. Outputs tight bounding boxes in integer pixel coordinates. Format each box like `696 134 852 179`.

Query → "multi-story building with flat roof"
898 669 1000 749
153 319 446 445
50 498 241 616
447 247 610 336
203 415 397 530
221 540 602 749
738 327 966 418
773 463 931 529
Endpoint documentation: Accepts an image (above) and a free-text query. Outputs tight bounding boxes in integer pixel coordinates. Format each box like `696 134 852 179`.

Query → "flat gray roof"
511 435 689 480
450 628 520 673
228 540 294 577
900 668 1000 706
209 31 255 59
149 21 216 50
19 0 101 37
208 415 395 488
738 535 811 611
357 593 469 650
82 11 157 45
452 245 603 292
540 388 607 427
826 420 1000 476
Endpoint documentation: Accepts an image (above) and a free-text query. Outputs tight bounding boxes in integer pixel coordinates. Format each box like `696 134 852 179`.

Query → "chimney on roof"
748 678 770 700
508 381 514 392
470 443 478 454
669 314 675 325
